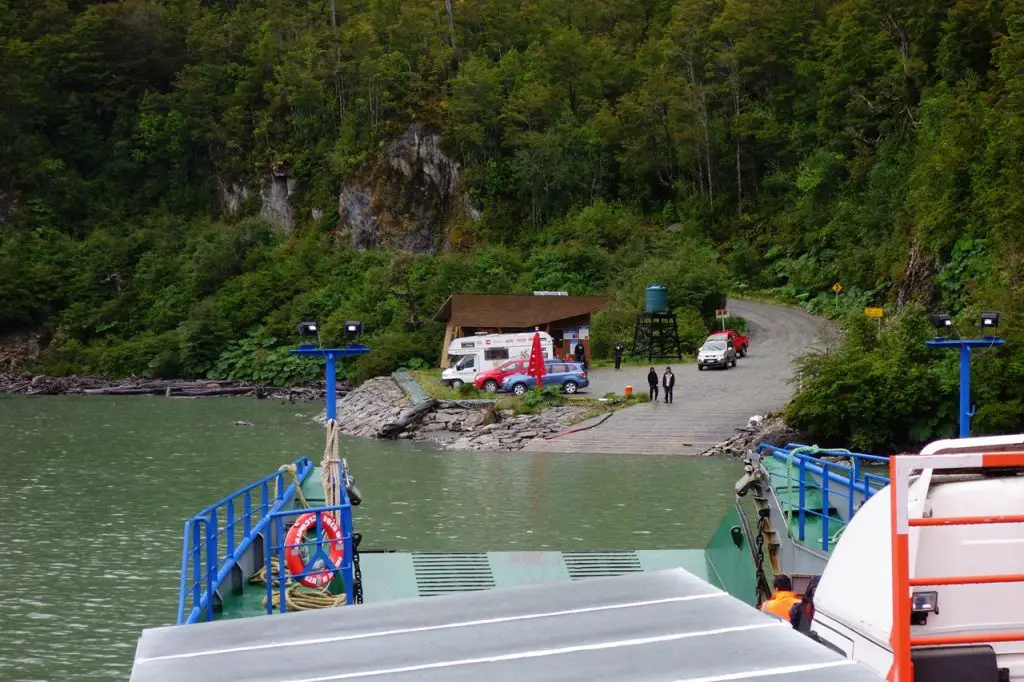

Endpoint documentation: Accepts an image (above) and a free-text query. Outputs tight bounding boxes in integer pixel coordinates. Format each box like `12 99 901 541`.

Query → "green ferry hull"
211 467 759 620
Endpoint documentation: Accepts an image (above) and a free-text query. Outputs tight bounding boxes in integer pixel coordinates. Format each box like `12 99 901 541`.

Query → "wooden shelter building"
433 294 609 367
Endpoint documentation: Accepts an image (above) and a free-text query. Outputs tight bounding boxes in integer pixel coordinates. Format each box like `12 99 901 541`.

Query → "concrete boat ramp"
130 568 880 682
527 299 830 456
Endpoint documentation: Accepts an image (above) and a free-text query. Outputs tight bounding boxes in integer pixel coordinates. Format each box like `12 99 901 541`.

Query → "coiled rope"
249 558 347 610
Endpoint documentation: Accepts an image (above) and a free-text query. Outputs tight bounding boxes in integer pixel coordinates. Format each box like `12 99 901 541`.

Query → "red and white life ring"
284 512 345 588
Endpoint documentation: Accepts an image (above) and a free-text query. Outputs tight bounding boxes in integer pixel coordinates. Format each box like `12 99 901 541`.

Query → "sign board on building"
533 291 569 296
715 308 729 319
864 307 884 318
578 325 590 340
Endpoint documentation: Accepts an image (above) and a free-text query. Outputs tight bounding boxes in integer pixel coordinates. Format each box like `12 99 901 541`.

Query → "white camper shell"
441 332 555 387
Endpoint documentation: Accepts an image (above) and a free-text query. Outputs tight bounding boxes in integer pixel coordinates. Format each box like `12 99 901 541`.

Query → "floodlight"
930 314 952 331
981 311 1000 331
910 590 939 625
297 321 319 337
343 321 364 336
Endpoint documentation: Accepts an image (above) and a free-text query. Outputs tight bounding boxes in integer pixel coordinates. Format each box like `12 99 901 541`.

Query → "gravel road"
524 299 832 455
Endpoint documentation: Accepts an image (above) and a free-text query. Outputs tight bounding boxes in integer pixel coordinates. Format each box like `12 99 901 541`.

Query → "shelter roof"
433 294 609 327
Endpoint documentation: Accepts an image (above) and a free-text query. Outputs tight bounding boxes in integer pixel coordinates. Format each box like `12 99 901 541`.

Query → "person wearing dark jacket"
574 340 585 366
647 367 659 401
789 575 820 633
613 342 624 370
662 367 675 403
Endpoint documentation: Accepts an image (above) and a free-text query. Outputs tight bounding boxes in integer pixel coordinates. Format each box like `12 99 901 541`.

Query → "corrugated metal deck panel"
358 549 709 602
131 567 882 682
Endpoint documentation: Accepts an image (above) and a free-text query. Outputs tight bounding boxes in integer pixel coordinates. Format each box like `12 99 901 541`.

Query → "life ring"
284 512 345 588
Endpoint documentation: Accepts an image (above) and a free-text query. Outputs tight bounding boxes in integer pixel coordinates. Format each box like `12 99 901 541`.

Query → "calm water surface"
0 396 741 680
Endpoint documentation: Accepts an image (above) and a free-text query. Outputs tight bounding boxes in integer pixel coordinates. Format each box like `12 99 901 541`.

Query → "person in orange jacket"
760 574 801 622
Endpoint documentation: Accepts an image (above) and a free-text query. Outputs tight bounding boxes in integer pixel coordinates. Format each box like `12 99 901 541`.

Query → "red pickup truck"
708 329 749 357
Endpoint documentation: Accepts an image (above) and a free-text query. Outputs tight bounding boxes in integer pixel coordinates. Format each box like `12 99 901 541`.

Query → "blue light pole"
926 314 1004 438
290 338 370 419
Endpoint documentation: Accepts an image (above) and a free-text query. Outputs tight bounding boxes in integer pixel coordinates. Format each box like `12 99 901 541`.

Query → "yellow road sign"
831 282 843 294
864 307 884 318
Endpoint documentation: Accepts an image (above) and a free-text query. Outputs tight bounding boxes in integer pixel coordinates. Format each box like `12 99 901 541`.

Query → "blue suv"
502 361 589 395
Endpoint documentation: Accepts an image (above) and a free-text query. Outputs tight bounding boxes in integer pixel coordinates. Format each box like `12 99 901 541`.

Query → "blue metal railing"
264 499 355 613
757 443 890 553
176 457 315 625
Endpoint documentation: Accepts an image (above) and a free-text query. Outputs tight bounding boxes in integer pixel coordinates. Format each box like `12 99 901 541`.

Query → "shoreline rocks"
697 414 803 458
319 376 588 451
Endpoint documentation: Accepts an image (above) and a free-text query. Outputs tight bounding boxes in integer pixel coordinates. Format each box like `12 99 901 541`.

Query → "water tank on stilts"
632 284 682 361
645 285 669 314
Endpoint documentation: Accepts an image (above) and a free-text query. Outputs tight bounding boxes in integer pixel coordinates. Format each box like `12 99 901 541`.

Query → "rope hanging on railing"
783 445 852 544
273 463 310 509
321 419 341 528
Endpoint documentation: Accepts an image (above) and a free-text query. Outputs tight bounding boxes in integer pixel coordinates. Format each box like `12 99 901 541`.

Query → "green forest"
3 0 1024 450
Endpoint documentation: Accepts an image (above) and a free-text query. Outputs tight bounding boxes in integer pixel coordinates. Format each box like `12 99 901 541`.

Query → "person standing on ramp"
662 367 675 404
647 367 659 401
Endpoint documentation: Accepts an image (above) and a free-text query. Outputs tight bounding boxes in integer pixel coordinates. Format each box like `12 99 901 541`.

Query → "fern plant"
209 328 320 386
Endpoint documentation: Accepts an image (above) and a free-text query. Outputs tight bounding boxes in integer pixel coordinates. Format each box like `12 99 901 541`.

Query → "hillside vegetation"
3 0 1024 449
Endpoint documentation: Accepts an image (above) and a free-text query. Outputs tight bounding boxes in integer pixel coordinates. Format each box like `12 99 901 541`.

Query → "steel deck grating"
131 567 883 682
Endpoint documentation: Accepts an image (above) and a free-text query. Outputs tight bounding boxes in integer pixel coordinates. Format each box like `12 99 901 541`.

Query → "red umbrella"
527 331 546 390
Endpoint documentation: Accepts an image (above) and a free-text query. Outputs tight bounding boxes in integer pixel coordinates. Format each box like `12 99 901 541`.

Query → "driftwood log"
379 399 439 439
1 373 345 401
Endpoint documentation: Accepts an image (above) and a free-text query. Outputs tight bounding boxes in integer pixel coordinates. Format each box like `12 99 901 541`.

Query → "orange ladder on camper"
888 450 1024 682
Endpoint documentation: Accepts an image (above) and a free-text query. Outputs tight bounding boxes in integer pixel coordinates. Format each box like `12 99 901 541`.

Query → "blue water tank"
645 284 668 313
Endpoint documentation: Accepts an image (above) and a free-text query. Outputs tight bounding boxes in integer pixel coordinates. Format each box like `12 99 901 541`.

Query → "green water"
0 396 742 680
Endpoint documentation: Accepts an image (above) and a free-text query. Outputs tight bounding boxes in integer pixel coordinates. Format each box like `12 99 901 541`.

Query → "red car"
474 358 553 393
709 329 749 357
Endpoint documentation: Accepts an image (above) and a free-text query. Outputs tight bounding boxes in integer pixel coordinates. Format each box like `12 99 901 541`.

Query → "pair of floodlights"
296 320 364 344
929 312 1000 335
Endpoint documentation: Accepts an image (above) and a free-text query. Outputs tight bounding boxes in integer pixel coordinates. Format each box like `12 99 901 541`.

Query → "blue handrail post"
821 464 830 552
190 521 202 621
340 462 355 605
243 493 252 537
925 336 1005 438
226 500 235 558
797 458 806 542
277 514 287 613
264 515 274 615
206 510 217 621
850 457 859 520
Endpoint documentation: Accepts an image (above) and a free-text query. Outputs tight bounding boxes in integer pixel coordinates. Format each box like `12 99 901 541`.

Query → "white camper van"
441 332 555 387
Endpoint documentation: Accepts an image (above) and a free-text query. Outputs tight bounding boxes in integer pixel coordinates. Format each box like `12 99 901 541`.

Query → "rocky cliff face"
336 123 479 253
260 165 295 234
0 189 19 223
216 125 478 245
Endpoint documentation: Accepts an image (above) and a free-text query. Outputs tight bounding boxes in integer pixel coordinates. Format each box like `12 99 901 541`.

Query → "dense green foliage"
3 0 1024 444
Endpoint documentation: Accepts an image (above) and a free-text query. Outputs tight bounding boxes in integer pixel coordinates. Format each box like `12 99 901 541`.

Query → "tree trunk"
444 0 456 52
686 53 714 211
730 65 743 217
702 91 714 211
329 0 337 27
380 399 439 438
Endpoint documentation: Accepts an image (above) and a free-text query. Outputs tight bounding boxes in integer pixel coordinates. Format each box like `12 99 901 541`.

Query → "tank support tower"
630 285 683 361
630 312 683 361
